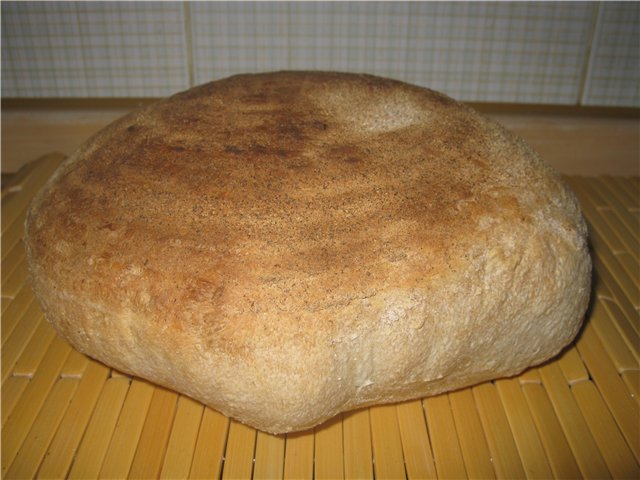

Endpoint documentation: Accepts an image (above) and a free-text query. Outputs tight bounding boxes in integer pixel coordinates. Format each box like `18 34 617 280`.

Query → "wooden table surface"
1 154 638 478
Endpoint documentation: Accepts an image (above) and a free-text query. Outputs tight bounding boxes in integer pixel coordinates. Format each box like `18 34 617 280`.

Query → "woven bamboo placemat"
2 154 638 478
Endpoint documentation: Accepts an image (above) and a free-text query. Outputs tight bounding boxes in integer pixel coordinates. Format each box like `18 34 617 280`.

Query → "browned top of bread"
29 71 583 347
26 72 588 432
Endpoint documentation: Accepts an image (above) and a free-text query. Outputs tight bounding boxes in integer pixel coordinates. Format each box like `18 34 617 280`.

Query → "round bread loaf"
25 71 591 433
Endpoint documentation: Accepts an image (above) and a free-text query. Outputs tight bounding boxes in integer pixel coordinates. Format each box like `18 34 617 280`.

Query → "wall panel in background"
582 2 640 106
1 1 639 106
1 1 190 97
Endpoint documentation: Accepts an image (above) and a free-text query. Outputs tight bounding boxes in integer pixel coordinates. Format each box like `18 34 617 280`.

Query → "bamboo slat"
253 431 285 480
369 404 406 479
601 176 639 210
1 376 30 427
128 388 178 479
2 159 638 479
423 394 467 479
396 399 437 479
189 408 229 479
588 177 638 225
566 176 608 207
592 180 640 244
67 377 131 479
600 298 640 357
557 347 589 385
572 381 640 478
1 158 42 199
1 205 29 256
314 414 344 480
1 208 28 264
566 179 640 312
2 257 28 299
159 396 204 480
110 368 132 379
342 409 374 479
622 371 640 401
521 383 582 478
221 420 257 480
472 383 526 478
2 296 12 316
593 266 614 300
592 255 639 334
1 336 71 475
1 301 43 381
613 178 640 211
1 241 26 283
577 178 640 252
576 323 640 460
60 349 90 378
580 204 640 295
98 379 155 479
5 378 78 479
1 285 34 344
590 298 640 371
574 189 630 255
617 255 640 294
448 389 495 479
495 378 553 478
283 430 315 480
0 154 64 235
539 363 611 478
596 248 639 309
517 367 542 384
37 361 110 479
11 319 56 378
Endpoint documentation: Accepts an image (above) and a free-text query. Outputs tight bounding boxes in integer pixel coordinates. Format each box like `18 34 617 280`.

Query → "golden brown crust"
25 72 591 433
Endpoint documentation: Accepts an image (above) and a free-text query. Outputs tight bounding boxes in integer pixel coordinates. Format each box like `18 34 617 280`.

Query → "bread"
25 71 591 433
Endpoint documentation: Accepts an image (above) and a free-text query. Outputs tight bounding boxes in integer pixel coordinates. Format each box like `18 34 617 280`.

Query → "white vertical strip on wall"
582 2 640 107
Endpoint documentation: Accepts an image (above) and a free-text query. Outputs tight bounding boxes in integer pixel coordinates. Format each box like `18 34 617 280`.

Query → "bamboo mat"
2 154 639 479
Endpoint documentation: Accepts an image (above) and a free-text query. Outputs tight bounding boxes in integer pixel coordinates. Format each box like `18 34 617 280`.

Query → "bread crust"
25 71 591 433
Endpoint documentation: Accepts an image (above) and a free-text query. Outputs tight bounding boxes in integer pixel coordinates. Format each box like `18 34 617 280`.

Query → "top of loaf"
25 71 586 358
